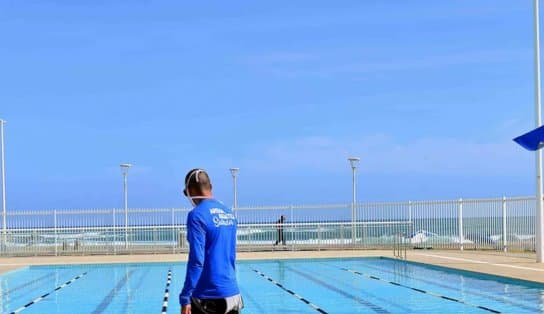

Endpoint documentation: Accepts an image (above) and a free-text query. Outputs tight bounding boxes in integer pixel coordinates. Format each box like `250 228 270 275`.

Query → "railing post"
408 201 412 223
408 201 413 240
351 204 356 246
403 232 407 259
316 224 320 251
458 198 464 251
171 208 175 254
54 210 58 256
124 208 128 250
249 224 253 247
1 211 4 257
360 203 364 248
112 208 117 255
502 196 507 252
290 205 294 251
340 224 345 248
393 233 397 257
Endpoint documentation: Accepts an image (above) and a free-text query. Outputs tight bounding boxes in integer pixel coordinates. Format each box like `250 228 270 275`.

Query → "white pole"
458 198 464 251
348 157 360 246
233 174 237 210
535 0 544 263
352 166 356 245
54 210 58 256
502 196 507 252
171 208 175 254
229 168 239 216
124 171 128 250
112 208 117 254
290 204 294 250
0 119 6 252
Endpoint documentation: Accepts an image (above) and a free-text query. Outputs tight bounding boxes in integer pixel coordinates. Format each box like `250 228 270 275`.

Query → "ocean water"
2 217 535 253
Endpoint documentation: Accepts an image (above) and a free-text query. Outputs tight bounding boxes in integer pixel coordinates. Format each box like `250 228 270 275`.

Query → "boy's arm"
179 212 206 306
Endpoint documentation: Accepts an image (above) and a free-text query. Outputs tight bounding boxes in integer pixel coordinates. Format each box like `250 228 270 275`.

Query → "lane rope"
340 267 501 314
339 261 537 312
161 269 172 314
285 266 390 314
9 272 88 314
252 268 327 314
0 272 56 296
92 270 135 314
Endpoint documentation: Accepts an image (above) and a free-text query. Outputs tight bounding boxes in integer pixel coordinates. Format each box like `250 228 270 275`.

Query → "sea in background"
4 217 535 252
3 197 536 252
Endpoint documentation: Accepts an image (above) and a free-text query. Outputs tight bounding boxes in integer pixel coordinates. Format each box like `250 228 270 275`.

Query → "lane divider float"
161 269 172 314
10 272 88 314
341 267 501 314
252 268 327 314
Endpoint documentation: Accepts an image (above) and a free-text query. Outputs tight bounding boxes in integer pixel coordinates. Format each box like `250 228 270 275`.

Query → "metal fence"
0 196 536 256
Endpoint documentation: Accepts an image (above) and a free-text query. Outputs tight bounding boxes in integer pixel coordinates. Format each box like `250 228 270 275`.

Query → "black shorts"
191 297 240 314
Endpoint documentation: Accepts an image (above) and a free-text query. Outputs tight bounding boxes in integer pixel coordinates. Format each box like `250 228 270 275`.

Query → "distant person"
179 168 243 314
274 215 286 246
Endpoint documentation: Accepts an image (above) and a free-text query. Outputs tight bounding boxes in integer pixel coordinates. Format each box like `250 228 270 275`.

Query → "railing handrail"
239 221 412 227
6 208 192 216
3 220 414 232
6 195 537 214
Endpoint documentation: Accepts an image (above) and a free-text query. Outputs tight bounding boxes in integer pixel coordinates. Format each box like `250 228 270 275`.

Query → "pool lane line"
238 285 267 313
251 268 327 314
120 267 152 313
0 272 56 297
92 269 135 314
340 268 501 314
9 272 88 314
285 266 390 314
340 262 538 312
161 269 172 314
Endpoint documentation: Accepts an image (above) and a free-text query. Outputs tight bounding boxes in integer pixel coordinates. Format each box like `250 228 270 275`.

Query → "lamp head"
229 167 240 177
120 163 132 175
348 157 360 169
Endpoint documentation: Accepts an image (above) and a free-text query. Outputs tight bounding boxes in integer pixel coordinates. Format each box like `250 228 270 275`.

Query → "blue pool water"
0 257 542 313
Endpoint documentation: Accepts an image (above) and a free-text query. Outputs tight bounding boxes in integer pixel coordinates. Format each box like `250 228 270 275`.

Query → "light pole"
120 163 132 249
229 168 240 215
0 119 6 251
534 0 544 263
348 157 360 245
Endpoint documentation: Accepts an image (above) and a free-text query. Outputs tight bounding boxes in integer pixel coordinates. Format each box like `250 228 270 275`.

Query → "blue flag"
514 125 544 151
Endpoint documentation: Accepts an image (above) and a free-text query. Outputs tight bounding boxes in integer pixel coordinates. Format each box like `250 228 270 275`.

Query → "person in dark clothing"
274 215 286 246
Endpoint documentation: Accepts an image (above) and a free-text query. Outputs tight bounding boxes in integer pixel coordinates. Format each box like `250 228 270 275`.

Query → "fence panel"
0 196 538 256
506 197 535 252
410 200 458 250
462 198 503 251
359 202 411 248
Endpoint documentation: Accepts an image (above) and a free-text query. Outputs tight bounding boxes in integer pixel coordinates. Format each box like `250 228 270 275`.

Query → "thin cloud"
333 49 529 74
243 48 529 80
230 133 531 177
244 52 318 65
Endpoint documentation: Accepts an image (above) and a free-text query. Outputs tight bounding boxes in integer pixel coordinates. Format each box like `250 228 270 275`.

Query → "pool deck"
0 250 542 284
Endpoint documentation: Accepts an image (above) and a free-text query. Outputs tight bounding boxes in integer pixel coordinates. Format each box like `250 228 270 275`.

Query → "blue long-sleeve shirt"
179 199 240 306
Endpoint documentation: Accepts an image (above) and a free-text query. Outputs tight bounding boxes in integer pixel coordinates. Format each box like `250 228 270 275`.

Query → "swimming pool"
0 257 542 313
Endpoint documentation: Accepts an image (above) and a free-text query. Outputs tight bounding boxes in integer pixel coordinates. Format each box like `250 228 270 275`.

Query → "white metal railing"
393 232 408 259
0 196 537 256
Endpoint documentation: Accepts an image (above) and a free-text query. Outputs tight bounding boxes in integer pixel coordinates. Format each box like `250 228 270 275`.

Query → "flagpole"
0 119 6 252
534 0 544 263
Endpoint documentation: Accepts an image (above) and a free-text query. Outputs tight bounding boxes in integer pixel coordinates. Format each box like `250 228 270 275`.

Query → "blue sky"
0 0 539 209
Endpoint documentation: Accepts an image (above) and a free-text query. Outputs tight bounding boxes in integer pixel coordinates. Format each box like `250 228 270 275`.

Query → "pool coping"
0 250 542 284
379 256 544 287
